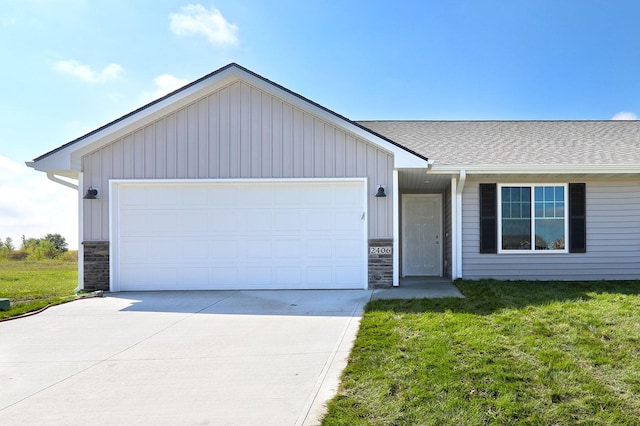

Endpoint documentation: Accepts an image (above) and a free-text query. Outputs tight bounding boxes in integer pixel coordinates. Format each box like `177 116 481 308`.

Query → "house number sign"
369 247 392 254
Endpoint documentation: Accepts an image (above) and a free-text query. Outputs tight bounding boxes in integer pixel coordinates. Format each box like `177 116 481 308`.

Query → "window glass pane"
502 218 531 250
535 186 543 201
502 202 510 217
555 202 564 217
544 186 555 201
555 186 564 201
535 202 544 217
512 203 521 218
535 218 565 250
502 187 511 202
501 186 532 250
514 187 522 201
545 203 556 217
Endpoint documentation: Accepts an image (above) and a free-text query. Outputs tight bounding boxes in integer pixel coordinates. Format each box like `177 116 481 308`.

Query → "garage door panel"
205 188 234 206
119 213 149 234
182 213 208 232
275 267 302 285
273 186 305 205
306 239 333 258
305 214 333 231
182 240 209 260
245 267 273 286
335 266 362 285
209 240 238 258
305 186 332 205
305 266 333 285
335 239 362 258
274 213 302 231
246 212 273 232
334 212 363 231
183 267 209 283
245 240 273 258
210 266 238 284
115 181 366 291
274 240 302 257
121 266 178 287
147 240 178 259
151 214 179 233
181 186 210 206
148 186 177 206
120 238 153 260
334 186 363 205
243 186 275 206
209 211 239 232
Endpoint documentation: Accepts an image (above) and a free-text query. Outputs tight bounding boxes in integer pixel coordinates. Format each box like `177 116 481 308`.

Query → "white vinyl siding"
462 178 640 280
82 80 393 241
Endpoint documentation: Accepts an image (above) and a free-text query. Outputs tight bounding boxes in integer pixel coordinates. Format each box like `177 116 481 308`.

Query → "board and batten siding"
462 178 640 280
81 80 393 241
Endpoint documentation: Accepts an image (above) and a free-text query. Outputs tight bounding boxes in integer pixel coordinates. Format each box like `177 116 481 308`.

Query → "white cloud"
611 111 638 120
153 74 190 97
0 156 78 249
54 60 123 83
138 73 190 104
169 4 239 46
1 16 18 27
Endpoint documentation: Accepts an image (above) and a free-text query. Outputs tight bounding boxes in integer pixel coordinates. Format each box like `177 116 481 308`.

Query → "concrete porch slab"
371 277 464 300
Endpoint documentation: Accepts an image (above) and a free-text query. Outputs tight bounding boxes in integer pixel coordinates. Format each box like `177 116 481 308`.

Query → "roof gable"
31 63 427 176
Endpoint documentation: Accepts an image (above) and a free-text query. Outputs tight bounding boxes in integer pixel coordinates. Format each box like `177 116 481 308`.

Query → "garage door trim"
109 178 368 292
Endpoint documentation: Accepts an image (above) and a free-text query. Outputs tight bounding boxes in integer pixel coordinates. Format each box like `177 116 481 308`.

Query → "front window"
499 184 568 253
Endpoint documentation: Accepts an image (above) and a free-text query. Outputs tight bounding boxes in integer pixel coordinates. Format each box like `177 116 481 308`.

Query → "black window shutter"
479 183 497 253
569 183 586 253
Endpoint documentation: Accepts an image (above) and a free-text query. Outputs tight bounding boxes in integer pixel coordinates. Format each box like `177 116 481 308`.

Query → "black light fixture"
83 187 98 199
375 185 387 197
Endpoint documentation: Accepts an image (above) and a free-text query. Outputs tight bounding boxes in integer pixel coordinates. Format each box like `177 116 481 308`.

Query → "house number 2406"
369 247 392 254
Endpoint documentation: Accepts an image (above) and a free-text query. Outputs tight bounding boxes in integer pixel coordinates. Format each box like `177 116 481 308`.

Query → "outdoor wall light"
375 185 387 197
83 187 99 200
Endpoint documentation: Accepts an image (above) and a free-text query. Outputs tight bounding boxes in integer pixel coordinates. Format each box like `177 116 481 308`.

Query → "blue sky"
1 0 639 249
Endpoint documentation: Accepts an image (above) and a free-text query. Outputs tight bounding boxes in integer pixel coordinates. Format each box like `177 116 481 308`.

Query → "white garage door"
112 180 367 291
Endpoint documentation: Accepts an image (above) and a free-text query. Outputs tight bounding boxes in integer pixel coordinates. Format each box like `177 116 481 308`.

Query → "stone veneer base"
83 241 110 291
368 238 393 289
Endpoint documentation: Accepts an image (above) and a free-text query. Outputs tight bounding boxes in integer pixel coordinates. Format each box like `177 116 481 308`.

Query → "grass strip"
323 279 640 425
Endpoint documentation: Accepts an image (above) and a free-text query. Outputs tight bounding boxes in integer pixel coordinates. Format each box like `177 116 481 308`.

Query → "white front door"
402 194 442 276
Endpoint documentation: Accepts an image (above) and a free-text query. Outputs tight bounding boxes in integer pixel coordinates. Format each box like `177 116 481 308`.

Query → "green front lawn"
323 280 640 425
0 260 78 319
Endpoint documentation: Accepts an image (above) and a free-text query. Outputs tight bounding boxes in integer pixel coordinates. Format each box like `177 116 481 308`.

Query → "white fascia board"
428 164 640 174
240 72 429 169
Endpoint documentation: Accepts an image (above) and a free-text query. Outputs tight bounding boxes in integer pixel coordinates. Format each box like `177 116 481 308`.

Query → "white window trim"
497 183 569 254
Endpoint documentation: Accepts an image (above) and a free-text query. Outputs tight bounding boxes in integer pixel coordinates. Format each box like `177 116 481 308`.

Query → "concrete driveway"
0 290 372 426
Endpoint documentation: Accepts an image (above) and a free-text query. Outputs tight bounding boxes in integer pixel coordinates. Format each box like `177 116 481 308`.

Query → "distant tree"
4 237 15 252
43 233 68 253
21 236 40 252
30 239 59 260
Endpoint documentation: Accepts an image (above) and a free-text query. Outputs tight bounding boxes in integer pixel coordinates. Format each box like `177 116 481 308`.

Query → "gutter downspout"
46 172 78 190
27 164 83 291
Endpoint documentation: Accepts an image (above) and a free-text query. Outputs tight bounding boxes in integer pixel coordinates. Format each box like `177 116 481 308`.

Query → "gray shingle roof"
357 120 640 166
